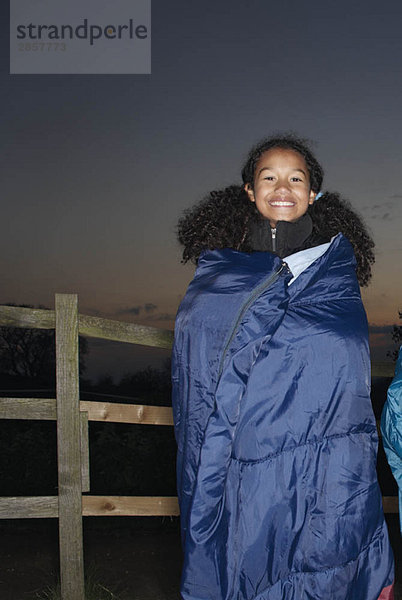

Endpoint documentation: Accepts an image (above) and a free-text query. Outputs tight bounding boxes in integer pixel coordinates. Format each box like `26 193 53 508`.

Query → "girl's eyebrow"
257 167 307 177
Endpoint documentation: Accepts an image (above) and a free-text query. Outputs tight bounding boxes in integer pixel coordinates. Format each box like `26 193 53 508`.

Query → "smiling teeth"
271 201 294 206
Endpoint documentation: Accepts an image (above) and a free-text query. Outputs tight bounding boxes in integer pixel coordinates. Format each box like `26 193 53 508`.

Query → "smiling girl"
172 134 394 600
245 146 315 225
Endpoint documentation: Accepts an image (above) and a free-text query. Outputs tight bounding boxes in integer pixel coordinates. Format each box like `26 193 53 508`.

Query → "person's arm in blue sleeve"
381 345 402 534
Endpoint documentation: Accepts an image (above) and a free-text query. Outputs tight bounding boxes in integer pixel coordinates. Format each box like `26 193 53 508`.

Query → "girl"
172 134 394 600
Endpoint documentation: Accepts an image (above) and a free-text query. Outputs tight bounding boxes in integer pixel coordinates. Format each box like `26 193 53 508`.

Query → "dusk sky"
1 1 402 380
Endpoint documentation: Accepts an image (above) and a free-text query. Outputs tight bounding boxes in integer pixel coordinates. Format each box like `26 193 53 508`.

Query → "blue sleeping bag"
172 234 394 600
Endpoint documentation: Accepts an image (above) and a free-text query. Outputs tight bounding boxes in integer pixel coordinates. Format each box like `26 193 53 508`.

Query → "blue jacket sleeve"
381 345 402 534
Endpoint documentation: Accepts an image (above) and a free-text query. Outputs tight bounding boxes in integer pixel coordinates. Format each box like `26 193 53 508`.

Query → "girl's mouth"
269 200 295 207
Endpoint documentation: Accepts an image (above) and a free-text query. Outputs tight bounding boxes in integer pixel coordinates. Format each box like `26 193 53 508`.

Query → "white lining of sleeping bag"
284 238 334 285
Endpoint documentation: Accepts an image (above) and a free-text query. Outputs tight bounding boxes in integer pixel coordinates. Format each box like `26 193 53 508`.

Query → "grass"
33 566 126 600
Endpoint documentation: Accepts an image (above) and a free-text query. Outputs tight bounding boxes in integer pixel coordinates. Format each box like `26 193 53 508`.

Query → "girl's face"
245 147 317 228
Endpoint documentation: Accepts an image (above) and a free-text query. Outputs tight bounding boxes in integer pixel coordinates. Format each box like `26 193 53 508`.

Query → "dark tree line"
0 303 88 384
388 311 402 361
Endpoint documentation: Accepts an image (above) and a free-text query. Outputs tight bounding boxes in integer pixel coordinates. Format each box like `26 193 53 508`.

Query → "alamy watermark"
10 0 151 74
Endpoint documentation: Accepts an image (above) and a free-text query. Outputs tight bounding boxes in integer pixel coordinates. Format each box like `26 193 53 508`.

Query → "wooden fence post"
55 294 85 600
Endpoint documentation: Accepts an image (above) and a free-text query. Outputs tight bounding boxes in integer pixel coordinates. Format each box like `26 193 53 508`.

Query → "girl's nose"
275 181 290 192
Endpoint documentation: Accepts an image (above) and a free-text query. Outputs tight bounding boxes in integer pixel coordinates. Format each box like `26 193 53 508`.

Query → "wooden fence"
0 295 398 600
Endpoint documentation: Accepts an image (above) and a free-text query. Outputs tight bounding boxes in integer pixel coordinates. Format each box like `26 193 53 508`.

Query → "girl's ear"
244 184 255 203
308 190 317 205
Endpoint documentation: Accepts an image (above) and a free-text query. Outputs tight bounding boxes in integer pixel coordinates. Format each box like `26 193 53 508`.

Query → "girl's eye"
291 177 302 182
263 176 275 181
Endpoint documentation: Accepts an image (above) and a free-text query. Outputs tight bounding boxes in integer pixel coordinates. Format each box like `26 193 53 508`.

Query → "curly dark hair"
241 133 324 193
177 186 257 262
177 186 374 286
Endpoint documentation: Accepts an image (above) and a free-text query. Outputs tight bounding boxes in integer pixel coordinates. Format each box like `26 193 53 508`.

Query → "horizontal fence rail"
0 496 180 518
0 304 174 348
0 397 174 425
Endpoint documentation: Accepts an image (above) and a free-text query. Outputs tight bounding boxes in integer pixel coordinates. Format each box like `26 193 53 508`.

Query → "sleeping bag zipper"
216 261 288 384
271 227 276 252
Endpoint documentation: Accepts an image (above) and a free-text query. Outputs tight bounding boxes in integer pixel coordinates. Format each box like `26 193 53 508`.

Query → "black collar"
247 213 317 258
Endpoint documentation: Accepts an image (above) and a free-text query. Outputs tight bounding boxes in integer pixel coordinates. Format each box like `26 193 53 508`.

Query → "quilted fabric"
172 234 394 600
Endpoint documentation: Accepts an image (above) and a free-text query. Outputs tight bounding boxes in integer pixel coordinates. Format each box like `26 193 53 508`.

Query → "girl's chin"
264 213 307 228
266 212 298 225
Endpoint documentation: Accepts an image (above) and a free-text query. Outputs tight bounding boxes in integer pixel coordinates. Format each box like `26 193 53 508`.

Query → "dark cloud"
118 306 142 316
82 307 102 317
373 201 395 209
389 194 402 199
117 303 159 317
144 303 157 313
369 324 393 334
366 200 397 220
146 312 176 322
